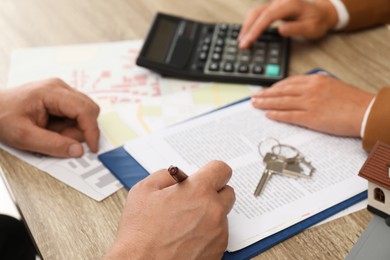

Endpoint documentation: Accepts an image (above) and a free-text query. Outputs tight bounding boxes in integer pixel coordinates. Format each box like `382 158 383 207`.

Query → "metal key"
282 156 315 178
264 152 300 179
254 158 286 196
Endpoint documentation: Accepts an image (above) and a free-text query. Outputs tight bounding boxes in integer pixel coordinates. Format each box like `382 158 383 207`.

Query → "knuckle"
45 77 67 87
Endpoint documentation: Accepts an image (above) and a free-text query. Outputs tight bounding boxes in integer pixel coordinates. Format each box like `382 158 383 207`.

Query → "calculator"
136 13 290 86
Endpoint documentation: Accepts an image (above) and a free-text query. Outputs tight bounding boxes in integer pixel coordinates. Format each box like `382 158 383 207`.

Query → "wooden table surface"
1 0 390 259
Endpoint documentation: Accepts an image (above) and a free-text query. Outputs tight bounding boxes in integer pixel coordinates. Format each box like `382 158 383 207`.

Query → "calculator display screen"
144 19 177 63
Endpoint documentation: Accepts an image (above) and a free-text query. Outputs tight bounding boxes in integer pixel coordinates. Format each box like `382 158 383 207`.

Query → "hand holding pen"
105 160 235 260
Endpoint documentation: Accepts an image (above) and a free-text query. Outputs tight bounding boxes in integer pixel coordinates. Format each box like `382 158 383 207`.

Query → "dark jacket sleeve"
362 88 390 152
342 0 390 31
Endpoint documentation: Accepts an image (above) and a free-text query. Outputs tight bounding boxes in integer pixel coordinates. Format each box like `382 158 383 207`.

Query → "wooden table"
1 0 389 259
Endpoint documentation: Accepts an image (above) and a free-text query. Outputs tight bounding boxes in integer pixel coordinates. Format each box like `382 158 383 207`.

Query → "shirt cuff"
328 0 350 30
360 97 376 138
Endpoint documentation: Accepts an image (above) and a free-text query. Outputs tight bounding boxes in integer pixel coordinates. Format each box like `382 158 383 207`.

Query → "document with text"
124 101 368 252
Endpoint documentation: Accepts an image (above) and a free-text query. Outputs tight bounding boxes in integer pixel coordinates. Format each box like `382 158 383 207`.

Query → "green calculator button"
265 64 280 77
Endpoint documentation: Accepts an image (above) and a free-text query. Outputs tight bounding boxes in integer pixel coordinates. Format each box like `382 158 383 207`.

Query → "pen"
168 165 188 183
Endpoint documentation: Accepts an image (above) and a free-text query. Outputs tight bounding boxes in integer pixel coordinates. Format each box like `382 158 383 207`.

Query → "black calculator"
136 13 290 86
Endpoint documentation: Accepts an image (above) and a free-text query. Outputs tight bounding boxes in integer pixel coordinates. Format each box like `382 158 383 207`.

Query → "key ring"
258 137 280 158
271 143 300 161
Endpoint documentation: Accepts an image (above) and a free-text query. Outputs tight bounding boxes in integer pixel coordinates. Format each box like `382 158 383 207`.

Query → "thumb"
140 169 178 190
20 124 85 158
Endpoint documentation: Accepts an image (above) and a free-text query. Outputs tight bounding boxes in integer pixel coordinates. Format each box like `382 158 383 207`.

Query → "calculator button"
269 49 280 56
223 62 235 72
268 57 279 64
238 63 249 73
254 49 265 55
252 64 263 74
226 46 237 54
224 54 236 61
215 38 225 46
238 54 251 62
214 46 223 53
254 41 266 49
231 30 239 39
218 30 227 38
229 39 238 46
231 24 241 31
219 24 228 32
253 55 265 63
209 62 220 71
199 52 208 61
269 42 281 49
265 64 280 76
201 44 210 52
203 37 212 44
212 53 222 61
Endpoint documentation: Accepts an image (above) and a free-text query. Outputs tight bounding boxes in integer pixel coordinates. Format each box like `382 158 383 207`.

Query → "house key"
254 157 286 196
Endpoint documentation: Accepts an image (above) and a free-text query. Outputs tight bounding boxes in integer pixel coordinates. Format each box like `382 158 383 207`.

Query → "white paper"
4 40 257 201
124 101 368 252
0 135 121 201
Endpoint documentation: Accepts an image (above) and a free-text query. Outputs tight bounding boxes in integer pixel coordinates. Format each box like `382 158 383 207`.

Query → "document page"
124 101 367 252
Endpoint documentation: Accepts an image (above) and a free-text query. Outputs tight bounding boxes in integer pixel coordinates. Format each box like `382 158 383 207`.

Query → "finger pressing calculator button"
223 62 234 72
265 64 280 76
209 62 220 71
238 64 249 73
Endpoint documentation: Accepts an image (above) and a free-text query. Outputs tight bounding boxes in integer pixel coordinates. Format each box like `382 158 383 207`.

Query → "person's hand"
105 160 235 260
0 78 100 157
238 0 338 49
251 74 375 137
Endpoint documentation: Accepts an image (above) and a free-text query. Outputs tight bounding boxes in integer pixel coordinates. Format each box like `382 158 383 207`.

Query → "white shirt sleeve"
360 97 376 138
328 0 350 30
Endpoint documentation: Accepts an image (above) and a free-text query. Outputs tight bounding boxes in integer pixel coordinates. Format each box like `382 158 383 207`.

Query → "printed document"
124 101 368 252
3 40 256 201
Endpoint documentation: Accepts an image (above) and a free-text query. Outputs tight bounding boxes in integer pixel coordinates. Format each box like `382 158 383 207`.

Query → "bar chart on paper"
0 136 121 201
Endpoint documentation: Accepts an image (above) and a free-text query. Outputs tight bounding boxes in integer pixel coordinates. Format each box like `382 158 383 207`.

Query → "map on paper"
3 40 258 200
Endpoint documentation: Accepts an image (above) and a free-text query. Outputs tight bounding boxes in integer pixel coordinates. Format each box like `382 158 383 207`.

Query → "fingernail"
68 144 83 157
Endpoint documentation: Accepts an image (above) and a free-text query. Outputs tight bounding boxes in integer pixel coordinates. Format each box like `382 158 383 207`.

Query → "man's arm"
362 88 390 151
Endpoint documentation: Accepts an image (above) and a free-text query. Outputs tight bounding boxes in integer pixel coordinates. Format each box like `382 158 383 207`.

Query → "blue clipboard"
98 69 367 259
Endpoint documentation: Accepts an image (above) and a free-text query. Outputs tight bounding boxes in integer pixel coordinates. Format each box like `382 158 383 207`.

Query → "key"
254 169 272 197
282 156 315 178
254 159 286 197
263 152 301 179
